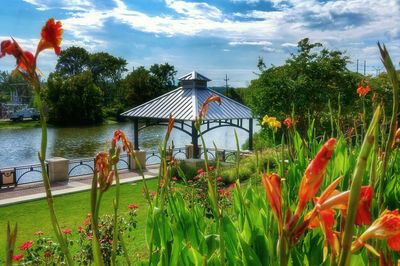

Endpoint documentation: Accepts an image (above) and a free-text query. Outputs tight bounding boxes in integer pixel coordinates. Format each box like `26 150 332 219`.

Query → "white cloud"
229 41 272 46
165 0 223 19
22 0 94 11
281 42 297 47
20 0 400 72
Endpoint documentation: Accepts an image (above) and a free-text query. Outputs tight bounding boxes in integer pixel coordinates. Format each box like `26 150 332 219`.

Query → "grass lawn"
0 178 159 263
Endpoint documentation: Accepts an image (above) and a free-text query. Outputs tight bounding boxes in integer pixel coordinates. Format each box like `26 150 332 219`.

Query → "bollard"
47 157 69 183
129 150 147 170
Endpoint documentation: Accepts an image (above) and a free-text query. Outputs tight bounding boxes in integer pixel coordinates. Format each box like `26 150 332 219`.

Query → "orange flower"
0 39 35 75
37 18 63 56
112 129 133 154
293 138 337 222
198 95 221 120
319 186 373 226
392 128 400 149
167 113 175 136
262 173 282 230
95 152 114 191
357 85 371 97
352 209 400 252
283 116 293 128
307 205 339 259
0 40 17 58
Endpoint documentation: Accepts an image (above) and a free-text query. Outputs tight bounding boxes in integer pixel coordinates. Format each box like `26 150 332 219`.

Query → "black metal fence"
1 148 246 187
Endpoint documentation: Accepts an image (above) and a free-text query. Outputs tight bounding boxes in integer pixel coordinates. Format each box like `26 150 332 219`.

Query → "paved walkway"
0 166 159 206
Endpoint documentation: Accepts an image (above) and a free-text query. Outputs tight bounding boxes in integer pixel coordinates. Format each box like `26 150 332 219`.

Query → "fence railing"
145 147 247 165
1 148 249 187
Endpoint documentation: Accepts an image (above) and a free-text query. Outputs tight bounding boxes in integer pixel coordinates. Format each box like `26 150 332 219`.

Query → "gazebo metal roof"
121 71 254 155
120 86 252 121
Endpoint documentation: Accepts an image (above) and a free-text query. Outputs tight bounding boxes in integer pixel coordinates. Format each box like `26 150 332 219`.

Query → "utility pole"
364 60 366 75
224 74 229 94
356 59 359 73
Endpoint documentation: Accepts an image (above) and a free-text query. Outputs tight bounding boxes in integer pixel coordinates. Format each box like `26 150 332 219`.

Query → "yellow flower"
262 114 270 126
262 114 281 130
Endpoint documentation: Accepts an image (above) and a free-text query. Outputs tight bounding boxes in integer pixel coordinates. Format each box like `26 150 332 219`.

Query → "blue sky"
1 0 400 87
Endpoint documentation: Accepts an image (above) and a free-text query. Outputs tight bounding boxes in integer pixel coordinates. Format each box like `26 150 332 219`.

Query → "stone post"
185 144 194 159
47 157 69 183
129 150 147 170
215 150 226 162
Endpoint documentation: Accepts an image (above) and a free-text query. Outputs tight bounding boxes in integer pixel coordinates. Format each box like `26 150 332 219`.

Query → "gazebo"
121 71 253 159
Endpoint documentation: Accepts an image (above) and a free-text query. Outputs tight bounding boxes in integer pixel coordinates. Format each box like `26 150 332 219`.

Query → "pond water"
0 121 259 168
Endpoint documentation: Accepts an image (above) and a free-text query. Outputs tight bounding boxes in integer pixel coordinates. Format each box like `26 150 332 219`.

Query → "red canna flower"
128 203 139 209
262 173 283 230
0 40 17 58
172 176 178 181
352 209 400 252
197 168 205 175
86 234 93 240
313 207 339 259
319 186 373 226
392 128 400 148
216 176 223 182
19 241 33 250
12 254 24 261
1 39 35 75
357 85 371 97
292 138 337 223
95 151 114 191
198 95 221 121
37 18 63 56
167 113 175 137
44 251 52 258
283 116 293 128
62 228 72 235
17 51 35 72
112 129 133 154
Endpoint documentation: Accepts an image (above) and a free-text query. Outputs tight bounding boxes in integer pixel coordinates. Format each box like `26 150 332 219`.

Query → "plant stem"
338 106 381 266
111 166 121 266
377 43 399 208
36 93 74 265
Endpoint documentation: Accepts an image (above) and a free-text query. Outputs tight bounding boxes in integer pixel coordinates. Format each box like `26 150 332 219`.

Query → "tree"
46 71 104 125
88 52 128 105
149 63 177 90
249 38 360 133
123 63 177 107
55 46 90 77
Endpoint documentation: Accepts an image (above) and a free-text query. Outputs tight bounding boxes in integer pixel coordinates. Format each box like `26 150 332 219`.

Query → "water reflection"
0 121 258 168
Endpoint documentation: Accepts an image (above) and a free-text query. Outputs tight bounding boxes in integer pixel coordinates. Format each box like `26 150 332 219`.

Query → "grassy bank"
0 179 158 263
0 119 41 129
0 119 120 130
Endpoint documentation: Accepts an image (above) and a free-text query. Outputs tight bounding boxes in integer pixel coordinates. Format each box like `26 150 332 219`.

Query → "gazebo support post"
133 118 139 150
191 121 199 158
248 118 253 151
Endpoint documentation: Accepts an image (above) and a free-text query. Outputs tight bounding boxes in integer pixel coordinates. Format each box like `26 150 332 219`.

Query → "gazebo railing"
145 147 249 165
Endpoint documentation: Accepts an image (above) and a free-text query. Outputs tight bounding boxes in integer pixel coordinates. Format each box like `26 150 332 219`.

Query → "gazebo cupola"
179 71 210 89
121 71 254 158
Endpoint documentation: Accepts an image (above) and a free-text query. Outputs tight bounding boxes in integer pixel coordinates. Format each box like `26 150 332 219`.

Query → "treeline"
0 46 178 125
43 46 177 125
236 38 396 135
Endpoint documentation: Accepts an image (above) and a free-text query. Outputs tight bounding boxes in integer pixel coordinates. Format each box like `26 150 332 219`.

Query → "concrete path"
0 166 159 206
